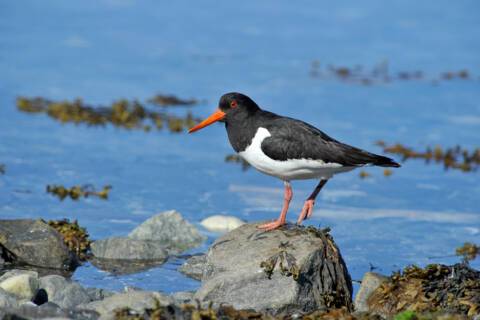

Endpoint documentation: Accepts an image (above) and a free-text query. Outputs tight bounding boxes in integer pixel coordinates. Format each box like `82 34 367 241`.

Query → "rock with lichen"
0 219 78 271
194 223 352 315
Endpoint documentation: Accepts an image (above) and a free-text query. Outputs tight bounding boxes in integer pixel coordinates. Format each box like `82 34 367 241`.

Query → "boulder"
178 254 206 281
39 274 91 309
200 215 245 233
0 219 78 270
128 210 206 253
354 272 388 313
91 237 169 260
80 290 173 317
0 287 18 309
0 270 39 300
194 223 352 315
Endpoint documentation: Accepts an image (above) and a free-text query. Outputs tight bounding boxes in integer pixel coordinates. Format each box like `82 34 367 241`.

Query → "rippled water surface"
1 1 479 294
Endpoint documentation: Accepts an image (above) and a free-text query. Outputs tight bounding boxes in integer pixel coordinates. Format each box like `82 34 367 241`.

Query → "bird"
189 92 400 231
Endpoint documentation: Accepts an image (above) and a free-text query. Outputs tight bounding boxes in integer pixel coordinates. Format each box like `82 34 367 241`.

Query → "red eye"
230 100 237 108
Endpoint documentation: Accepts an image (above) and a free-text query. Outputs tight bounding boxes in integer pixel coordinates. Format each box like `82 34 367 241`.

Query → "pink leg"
297 179 328 225
258 181 292 231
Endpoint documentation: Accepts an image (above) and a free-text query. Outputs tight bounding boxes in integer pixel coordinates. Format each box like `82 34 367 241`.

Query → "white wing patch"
238 127 355 181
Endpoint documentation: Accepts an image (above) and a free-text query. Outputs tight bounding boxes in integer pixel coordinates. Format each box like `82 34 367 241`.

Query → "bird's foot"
257 219 286 231
297 199 315 224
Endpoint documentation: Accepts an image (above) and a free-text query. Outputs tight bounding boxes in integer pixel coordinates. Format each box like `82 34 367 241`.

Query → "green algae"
46 184 112 201
147 94 198 107
456 243 479 263
16 96 201 133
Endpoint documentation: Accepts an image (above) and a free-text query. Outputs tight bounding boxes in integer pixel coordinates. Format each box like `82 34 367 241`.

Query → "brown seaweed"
46 219 91 261
46 184 111 201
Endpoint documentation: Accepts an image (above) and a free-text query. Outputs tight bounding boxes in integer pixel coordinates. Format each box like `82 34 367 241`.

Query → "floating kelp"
309 60 476 86
147 94 198 107
47 184 111 201
367 264 480 317
0 164 5 175
359 170 371 179
47 219 91 261
377 141 480 172
16 96 201 133
224 154 251 171
456 243 479 263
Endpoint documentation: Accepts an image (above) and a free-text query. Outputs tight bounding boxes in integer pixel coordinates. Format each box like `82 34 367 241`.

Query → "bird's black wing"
260 116 399 167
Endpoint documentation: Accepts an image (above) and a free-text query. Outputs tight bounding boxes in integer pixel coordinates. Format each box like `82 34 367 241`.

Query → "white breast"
238 127 355 181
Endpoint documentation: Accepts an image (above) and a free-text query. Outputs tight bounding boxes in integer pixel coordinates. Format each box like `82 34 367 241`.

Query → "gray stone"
91 237 169 261
80 291 173 317
0 301 99 320
354 272 388 313
39 274 91 309
0 287 18 309
0 219 78 270
85 287 116 302
128 210 206 253
0 269 39 300
90 257 165 275
194 223 352 315
178 254 206 281
170 291 195 304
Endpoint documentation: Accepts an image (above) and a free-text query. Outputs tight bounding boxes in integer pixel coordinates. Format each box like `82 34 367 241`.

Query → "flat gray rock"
194 223 353 315
80 290 173 318
354 272 388 313
91 237 169 260
128 210 206 253
39 274 91 309
0 287 18 309
178 254 206 281
0 219 77 270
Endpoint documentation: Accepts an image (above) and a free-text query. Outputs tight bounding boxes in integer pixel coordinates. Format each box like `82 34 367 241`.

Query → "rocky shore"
1 212 479 319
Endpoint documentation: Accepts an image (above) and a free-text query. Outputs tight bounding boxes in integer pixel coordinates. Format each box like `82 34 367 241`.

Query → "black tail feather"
373 155 401 168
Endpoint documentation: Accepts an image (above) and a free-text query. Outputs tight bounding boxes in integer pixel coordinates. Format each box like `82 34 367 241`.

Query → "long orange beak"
188 109 226 133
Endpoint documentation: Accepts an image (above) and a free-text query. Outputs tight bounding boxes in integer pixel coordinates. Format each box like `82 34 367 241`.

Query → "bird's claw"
297 200 315 224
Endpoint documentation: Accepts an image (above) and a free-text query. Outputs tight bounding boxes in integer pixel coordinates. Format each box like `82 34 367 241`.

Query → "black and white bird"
189 92 400 231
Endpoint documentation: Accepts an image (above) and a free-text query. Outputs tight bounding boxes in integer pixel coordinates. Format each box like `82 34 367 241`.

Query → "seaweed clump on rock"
46 184 112 201
367 264 480 318
46 219 91 261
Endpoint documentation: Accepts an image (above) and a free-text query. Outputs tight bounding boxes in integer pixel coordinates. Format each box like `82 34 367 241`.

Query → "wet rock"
200 215 245 233
0 219 78 270
39 274 91 309
170 291 195 304
91 237 169 260
178 254 206 281
0 270 39 300
0 302 99 320
80 290 173 317
0 287 18 308
194 223 353 315
90 256 165 275
354 272 388 312
85 287 116 302
128 210 206 253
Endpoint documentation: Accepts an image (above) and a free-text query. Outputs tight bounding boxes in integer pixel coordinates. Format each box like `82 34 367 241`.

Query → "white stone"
0 270 39 300
200 215 245 232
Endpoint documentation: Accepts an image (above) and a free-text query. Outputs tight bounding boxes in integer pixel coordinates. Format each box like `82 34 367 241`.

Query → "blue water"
1 1 479 295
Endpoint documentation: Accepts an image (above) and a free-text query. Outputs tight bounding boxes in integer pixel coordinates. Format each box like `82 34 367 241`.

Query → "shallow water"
1 1 479 295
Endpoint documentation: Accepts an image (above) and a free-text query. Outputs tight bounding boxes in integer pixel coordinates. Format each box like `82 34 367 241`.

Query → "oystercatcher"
189 93 400 231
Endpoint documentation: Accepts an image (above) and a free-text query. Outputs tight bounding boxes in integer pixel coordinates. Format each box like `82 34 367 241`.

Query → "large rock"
80 290 173 318
91 237 169 260
128 210 206 253
39 274 91 309
354 272 388 313
0 270 39 300
0 219 78 270
194 223 353 315
0 287 18 309
200 215 245 233
178 254 206 281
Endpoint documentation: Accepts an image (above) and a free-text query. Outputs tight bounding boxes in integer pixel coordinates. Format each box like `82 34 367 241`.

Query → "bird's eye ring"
230 100 237 108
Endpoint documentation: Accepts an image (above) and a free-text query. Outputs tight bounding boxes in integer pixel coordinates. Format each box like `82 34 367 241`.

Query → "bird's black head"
188 92 260 133
218 92 260 117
